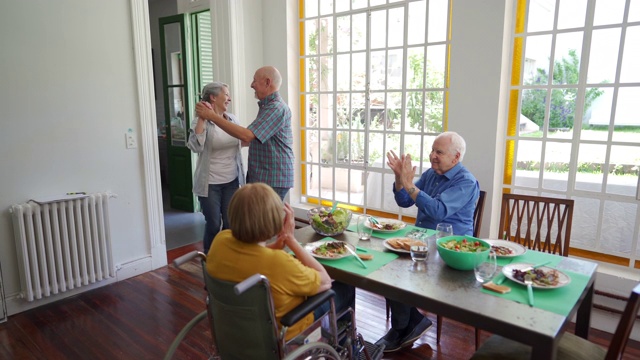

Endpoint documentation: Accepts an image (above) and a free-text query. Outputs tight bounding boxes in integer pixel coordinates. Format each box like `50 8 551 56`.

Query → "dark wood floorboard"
0 243 638 360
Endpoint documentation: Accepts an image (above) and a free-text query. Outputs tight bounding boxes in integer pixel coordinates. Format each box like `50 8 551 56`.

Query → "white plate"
484 239 527 258
305 240 356 260
502 263 571 289
382 237 424 254
367 218 407 233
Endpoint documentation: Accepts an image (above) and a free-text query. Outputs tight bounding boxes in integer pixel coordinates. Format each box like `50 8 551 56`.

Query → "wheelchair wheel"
283 342 341 360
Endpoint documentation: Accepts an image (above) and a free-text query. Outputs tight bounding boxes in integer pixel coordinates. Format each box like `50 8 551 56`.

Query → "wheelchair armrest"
281 289 336 327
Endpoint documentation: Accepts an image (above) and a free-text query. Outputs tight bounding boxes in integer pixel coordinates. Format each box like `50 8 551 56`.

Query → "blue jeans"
199 178 239 254
313 281 355 320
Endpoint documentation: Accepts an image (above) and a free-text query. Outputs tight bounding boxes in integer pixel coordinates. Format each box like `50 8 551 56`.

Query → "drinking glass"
436 223 453 240
474 249 497 283
410 240 428 262
357 214 373 241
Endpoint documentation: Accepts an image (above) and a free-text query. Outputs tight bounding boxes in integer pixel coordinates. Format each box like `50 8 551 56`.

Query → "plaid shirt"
247 92 294 188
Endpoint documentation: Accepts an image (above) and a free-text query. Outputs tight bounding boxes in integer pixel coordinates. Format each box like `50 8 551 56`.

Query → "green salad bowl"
436 235 491 270
307 206 352 237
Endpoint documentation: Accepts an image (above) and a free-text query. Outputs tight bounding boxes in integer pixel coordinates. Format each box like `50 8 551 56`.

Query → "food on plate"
372 221 403 231
512 268 560 287
387 238 424 251
439 238 488 253
312 241 348 258
309 208 350 235
491 245 514 256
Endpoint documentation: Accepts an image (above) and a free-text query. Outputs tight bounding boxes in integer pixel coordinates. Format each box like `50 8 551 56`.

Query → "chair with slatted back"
471 282 640 360
385 191 488 346
499 193 574 257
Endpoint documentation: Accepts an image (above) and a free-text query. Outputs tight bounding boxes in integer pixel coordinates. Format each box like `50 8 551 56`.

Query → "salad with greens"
308 207 351 235
439 238 488 253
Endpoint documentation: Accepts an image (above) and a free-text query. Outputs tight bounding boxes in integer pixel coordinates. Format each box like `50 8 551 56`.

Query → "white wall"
0 0 164 315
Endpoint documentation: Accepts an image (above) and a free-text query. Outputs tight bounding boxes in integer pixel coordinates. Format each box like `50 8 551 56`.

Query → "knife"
345 245 368 269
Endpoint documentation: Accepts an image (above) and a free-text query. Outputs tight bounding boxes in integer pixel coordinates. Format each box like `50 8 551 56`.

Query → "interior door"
159 14 195 212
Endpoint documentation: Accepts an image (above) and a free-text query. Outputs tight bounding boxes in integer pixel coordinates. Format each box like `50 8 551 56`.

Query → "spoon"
524 274 535 307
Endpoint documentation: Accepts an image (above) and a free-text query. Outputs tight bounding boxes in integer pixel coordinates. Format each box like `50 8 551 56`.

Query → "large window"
299 0 451 219
505 0 640 267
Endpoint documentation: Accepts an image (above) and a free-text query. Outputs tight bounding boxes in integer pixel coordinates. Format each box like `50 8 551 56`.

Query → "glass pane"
306 19 318 55
428 0 448 43
336 130 349 163
387 49 403 89
552 32 583 85
549 88 576 130
336 54 350 91
336 93 350 128
520 89 546 136
352 13 367 51
515 140 542 188
407 0 426 45
385 134 401 164
587 28 621 84
575 143 605 192
307 130 319 164
371 10 386 49
169 87 186 146
594 0 626 26
306 57 318 92
607 145 640 196
601 200 636 253
370 92 386 130
613 87 640 137
620 26 640 83
630 0 640 22
319 17 334 54
527 0 557 32
388 92 402 130
426 44 446 88
351 131 366 163
557 0 587 29
403 134 423 161
319 94 334 128
420 135 436 171
336 16 351 52
348 168 365 206
425 90 444 132
371 0 386 6
336 0 349 13
570 197 599 248
305 163 319 196
319 55 334 91
320 130 334 164
305 0 318 17
405 91 424 132
306 94 319 127
542 141 570 190
352 0 367 10
319 0 333 15
368 132 386 168
388 7 404 48
352 52 366 91
523 35 552 85
582 87 612 136
370 50 386 91
407 47 425 89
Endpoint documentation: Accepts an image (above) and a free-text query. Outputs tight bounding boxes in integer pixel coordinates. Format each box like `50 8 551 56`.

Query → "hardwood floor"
1 243 638 360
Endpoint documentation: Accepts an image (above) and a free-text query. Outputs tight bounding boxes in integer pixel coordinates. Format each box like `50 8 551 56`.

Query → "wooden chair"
498 193 574 257
470 282 640 360
385 191 488 346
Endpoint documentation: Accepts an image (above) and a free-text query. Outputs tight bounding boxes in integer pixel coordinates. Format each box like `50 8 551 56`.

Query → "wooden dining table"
294 225 597 360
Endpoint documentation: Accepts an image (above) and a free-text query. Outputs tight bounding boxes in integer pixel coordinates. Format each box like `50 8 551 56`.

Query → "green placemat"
496 249 563 267
346 223 435 240
314 237 399 276
482 269 590 317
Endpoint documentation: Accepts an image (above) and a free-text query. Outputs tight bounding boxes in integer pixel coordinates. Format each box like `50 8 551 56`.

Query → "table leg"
575 281 594 339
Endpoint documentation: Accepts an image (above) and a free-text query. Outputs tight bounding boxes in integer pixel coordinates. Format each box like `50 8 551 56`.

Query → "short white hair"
437 131 467 161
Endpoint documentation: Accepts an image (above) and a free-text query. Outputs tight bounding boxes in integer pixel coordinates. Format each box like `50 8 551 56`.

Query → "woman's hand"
195 101 213 120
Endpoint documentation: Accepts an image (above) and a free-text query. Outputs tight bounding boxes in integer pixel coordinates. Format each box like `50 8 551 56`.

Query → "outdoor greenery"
521 49 604 129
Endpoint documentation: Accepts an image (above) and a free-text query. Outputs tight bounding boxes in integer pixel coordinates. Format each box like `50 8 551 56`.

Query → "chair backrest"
606 283 640 360
202 264 281 360
498 193 574 256
473 190 487 238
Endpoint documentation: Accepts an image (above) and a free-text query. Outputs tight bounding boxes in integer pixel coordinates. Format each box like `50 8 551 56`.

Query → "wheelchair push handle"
172 251 206 268
234 274 268 295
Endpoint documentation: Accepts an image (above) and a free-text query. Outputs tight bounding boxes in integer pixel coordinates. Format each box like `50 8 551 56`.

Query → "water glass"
410 240 428 262
357 214 373 241
474 250 497 283
436 223 453 240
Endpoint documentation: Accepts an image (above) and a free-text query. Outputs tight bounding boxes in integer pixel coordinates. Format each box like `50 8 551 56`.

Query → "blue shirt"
247 92 294 188
393 163 479 235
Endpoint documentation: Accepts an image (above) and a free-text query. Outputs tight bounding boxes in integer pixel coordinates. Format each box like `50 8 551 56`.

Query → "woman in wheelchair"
206 182 355 341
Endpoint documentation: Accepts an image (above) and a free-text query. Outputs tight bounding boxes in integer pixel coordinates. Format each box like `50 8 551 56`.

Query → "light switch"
125 130 137 149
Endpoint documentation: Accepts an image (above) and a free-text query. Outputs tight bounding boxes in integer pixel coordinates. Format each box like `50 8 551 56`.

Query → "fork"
524 274 535 307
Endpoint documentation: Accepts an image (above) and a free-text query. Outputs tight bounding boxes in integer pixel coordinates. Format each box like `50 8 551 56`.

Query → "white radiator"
10 192 115 302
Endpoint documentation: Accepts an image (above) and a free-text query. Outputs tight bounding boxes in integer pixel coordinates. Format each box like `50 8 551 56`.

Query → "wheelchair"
165 251 384 360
